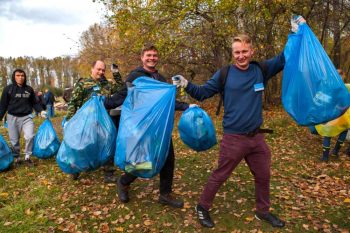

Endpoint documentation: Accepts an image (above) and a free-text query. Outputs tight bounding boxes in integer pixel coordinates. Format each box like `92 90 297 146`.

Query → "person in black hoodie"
0 69 45 166
115 44 196 208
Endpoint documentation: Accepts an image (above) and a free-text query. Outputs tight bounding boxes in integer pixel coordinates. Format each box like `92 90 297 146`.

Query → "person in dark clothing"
319 69 350 161
116 44 195 208
35 91 46 116
63 87 73 103
0 69 46 166
173 33 296 228
44 89 55 118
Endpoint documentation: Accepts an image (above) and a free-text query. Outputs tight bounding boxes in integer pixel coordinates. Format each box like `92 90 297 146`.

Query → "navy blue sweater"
186 53 285 134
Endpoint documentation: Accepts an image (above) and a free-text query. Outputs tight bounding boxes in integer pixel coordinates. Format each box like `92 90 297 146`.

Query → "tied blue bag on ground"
0 134 13 171
115 77 176 178
283 23 350 126
33 118 60 159
178 106 217 151
57 95 117 174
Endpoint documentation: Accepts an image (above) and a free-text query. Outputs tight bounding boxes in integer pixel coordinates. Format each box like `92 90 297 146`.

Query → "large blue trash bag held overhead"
115 77 176 178
33 118 60 159
282 23 350 126
178 106 217 152
56 95 117 174
0 134 13 171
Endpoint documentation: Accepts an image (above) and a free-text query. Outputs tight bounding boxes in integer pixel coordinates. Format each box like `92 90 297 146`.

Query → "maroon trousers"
199 133 271 213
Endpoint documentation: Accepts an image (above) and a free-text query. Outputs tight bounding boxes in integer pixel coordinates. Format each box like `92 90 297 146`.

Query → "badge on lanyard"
254 83 264 92
93 86 100 92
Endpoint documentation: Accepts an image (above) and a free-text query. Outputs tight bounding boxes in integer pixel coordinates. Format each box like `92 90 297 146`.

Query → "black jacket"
109 66 189 110
0 84 42 120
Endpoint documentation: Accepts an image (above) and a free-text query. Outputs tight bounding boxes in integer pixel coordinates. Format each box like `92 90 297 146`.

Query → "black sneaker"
104 174 118 183
195 204 215 228
104 171 118 183
117 177 130 203
24 159 34 167
71 173 80 180
255 212 285 228
158 193 184 208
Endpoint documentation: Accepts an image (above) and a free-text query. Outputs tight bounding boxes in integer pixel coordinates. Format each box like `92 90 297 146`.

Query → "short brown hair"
232 34 252 46
91 60 105 68
141 43 158 56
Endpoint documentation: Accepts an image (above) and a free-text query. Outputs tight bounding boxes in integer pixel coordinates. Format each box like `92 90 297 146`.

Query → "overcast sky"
0 0 105 58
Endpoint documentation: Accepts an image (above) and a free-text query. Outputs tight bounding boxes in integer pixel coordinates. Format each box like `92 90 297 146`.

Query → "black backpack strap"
215 65 230 116
250 61 268 80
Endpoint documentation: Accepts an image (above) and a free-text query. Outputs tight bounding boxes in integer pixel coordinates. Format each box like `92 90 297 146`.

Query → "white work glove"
111 64 119 73
291 15 306 33
189 104 198 108
171 75 188 88
40 111 47 118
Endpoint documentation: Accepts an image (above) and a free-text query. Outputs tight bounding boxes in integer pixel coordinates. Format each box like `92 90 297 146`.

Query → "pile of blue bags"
33 118 60 159
178 106 217 151
56 95 117 174
283 22 350 126
115 77 176 178
0 134 13 171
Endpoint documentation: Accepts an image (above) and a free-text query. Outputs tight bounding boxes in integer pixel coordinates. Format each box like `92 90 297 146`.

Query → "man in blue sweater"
174 34 287 228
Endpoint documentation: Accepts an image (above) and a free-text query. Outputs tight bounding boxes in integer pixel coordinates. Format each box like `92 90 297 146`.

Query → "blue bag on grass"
0 134 13 171
283 23 350 126
33 118 60 159
56 95 117 174
178 106 217 151
115 77 176 178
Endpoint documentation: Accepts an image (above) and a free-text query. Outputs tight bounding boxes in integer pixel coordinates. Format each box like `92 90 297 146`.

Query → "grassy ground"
0 107 349 233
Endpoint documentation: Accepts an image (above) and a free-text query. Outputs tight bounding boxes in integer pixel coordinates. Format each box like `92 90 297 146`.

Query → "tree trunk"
332 0 341 68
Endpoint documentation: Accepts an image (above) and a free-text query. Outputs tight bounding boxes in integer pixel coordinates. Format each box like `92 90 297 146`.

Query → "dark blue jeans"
46 105 54 118
322 130 348 158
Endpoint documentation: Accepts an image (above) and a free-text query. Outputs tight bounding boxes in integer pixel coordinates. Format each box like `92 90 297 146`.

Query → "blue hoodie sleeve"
185 70 221 102
261 52 285 82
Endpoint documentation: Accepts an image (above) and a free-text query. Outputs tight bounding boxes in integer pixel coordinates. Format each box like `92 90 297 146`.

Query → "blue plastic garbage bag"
0 134 13 171
178 106 217 151
115 77 176 178
56 95 117 174
33 118 60 159
283 23 350 126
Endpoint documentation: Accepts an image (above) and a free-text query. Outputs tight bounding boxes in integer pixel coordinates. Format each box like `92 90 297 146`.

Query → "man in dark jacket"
0 69 45 166
116 44 194 208
34 91 46 116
